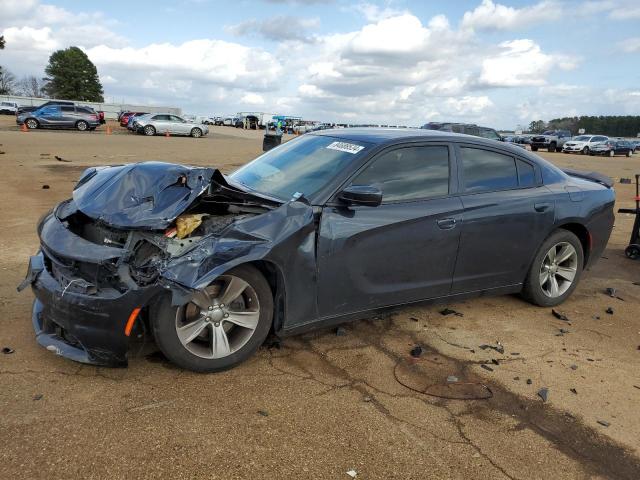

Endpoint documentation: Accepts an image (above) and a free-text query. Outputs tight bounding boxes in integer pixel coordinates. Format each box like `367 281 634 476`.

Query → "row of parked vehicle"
117 110 209 138
14 100 105 131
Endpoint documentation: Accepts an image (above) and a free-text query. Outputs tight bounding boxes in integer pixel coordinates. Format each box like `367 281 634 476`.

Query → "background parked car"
0 101 18 115
120 111 148 127
589 139 634 157
562 135 609 155
134 113 209 137
17 100 75 116
421 122 503 141
17 105 101 131
530 130 572 152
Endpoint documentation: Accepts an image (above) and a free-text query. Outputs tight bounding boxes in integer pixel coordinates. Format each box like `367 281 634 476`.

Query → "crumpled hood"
72 162 215 230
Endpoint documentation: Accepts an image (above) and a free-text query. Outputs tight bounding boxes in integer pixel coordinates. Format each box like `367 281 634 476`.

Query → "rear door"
169 115 188 135
59 105 77 127
152 114 171 134
451 144 554 293
317 143 463 318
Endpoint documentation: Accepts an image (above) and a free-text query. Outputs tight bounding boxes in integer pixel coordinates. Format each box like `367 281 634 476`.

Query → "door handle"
534 202 552 213
437 218 456 230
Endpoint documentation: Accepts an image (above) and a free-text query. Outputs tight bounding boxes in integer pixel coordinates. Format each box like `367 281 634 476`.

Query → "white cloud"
479 39 576 87
461 0 554 31
619 37 640 53
240 93 265 105
226 15 320 43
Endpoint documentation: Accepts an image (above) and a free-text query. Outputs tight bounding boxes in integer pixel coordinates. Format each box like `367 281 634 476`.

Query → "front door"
317 144 463 318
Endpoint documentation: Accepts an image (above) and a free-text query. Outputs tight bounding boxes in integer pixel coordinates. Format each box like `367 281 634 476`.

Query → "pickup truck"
530 130 572 152
0 101 18 115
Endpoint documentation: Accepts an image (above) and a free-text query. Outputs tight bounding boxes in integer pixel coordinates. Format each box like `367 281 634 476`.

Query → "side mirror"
338 185 382 207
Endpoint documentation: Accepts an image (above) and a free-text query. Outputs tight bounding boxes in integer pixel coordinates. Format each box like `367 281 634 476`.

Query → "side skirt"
279 283 523 337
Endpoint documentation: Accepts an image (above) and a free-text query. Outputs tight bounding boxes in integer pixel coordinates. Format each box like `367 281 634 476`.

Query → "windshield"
574 136 591 141
541 130 556 135
230 135 370 200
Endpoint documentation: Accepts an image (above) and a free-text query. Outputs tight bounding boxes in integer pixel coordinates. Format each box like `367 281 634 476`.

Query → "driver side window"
351 146 450 203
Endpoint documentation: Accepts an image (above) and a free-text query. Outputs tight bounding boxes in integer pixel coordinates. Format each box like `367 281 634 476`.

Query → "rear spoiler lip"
562 168 613 188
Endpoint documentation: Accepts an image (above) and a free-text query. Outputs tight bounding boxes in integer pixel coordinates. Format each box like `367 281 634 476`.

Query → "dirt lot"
1 118 639 479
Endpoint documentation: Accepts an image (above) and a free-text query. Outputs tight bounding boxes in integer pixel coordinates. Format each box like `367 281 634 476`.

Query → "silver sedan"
134 113 209 138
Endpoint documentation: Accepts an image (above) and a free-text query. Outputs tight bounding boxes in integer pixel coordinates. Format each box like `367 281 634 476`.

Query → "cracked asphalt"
1 119 639 479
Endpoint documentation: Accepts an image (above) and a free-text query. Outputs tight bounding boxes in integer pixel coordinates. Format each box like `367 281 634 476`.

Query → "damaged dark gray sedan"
20 129 615 372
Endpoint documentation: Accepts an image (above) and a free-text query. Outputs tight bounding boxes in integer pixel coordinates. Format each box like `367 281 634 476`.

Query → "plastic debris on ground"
552 309 570 321
440 308 463 317
346 470 357 478
538 388 549 402
2 347 14 354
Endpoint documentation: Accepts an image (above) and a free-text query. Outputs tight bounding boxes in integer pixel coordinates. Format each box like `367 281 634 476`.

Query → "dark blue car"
20 129 615 372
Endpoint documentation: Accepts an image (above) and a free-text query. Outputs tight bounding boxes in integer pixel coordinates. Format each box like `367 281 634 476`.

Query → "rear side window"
462 148 518 192
592 136 607 142
152 115 170 121
352 146 449 202
77 107 92 114
516 159 535 187
61 106 75 112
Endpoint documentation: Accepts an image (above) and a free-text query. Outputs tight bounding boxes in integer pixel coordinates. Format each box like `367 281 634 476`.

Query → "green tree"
528 120 546 133
0 35 5 49
44 46 104 102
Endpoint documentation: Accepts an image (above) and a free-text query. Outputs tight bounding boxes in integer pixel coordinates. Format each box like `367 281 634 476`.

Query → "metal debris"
605 287 625 301
409 316 419 322
479 342 504 354
410 345 423 358
257 410 269 417
55 155 71 162
538 388 549 402
597 420 610 427
440 308 463 317
552 309 570 321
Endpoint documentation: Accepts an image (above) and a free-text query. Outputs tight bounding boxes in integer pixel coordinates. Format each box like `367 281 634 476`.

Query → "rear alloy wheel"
151 264 273 372
144 125 156 136
609 150 615 157
190 127 202 138
25 118 38 129
582 146 589 155
76 120 88 131
522 230 584 307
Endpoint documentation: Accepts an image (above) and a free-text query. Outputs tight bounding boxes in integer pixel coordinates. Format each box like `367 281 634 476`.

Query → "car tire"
190 127 202 138
144 125 156 136
609 150 614 157
25 118 39 129
556 147 562 153
548 143 556 153
582 146 589 155
626 150 632 157
76 120 88 131
625 245 640 260
151 264 274 373
521 229 584 307
531 146 538 151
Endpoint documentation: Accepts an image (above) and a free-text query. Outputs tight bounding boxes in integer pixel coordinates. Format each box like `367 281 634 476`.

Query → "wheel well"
557 223 590 266
249 260 285 332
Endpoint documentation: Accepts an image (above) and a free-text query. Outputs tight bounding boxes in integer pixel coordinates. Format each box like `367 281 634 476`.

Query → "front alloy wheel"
151 264 273 372
144 125 156 136
25 119 38 129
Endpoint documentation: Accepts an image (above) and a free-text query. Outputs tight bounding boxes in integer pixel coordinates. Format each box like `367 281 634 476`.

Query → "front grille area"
42 247 123 293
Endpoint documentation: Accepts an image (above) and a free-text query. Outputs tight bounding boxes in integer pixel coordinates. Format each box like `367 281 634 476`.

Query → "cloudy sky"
1 0 639 128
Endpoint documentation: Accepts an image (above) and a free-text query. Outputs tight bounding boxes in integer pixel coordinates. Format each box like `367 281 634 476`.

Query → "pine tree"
44 46 104 102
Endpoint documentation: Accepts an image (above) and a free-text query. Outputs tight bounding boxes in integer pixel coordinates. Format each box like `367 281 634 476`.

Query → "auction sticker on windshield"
326 141 365 154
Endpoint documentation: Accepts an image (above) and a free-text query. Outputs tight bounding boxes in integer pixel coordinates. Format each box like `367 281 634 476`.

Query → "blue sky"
1 0 640 128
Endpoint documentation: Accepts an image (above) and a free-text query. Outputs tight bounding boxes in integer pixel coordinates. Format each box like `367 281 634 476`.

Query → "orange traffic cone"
21 123 28 132
165 131 170 138
105 125 112 135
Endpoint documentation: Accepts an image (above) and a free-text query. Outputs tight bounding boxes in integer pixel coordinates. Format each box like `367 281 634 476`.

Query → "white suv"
562 135 609 155
0 101 18 115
